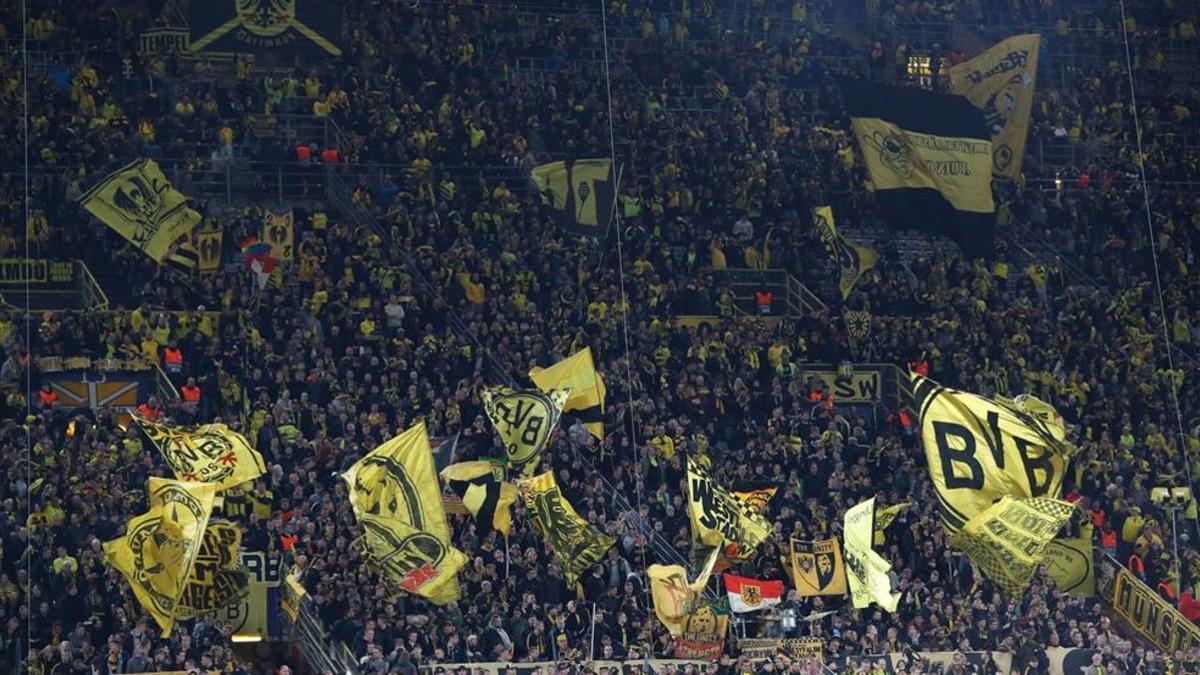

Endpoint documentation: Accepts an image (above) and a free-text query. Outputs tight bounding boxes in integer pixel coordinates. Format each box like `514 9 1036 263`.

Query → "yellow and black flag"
789 538 848 597
528 347 607 440
342 422 467 605
873 501 911 546
482 387 569 478
812 206 878 299
517 471 615 586
912 373 1075 533
649 548 720 637
104 478 218 636
174 520 249 619
949 35 1041 179
439 461 517 537
263 210 295 263
136 417 266 491
950 496 1075 596
730 482 777 515
840 78 995 257
686 456 771 552
844 497 900 611
196 229 223 273
530 159 623 237
79 159 202 263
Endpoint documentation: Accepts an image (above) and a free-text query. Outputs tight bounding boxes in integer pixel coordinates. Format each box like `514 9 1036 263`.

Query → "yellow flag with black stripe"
482 387 569 477
649 548 720 637
79 159 202 263
789 538 848 597
342 422 466 605
912 373 1075 533
517 471 614 586
530 159 623 237
440 461 517 537
950 496 1076 596
844 498 900 611
812 206 878 299
686 456 771 552
196 229 223 273
104 478 218 636
948 34 1041 179
529 347 607 440
136 417 266 491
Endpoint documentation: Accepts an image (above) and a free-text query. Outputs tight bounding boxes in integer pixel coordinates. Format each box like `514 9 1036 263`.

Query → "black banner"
189 0 343 56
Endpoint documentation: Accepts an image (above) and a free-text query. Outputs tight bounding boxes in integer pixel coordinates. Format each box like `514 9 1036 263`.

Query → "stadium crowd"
2 0 1200 673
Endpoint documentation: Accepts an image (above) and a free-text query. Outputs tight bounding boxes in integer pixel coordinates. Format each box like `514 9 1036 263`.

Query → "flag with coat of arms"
724 574 783 613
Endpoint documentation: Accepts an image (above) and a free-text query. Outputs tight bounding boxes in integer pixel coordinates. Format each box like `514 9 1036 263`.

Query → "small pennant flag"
724 574 783 613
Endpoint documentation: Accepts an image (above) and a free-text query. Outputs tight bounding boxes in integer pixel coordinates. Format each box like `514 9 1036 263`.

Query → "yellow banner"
912 374 1074 532
731 486 776 514
262 210 294 263
529 347 607 440
439 461 517 537
801 368 883 403
812 206 879 299
79 159 201 263
341 421 465 604
1097 554 1200 653
1043 537 1095 597
196 230 223 273
517 471 615 586
844 498 899 611
789 538 848 596
482 387 568 477
686 456 771 551
649 548 719 636
948 34 1041 179
852 118 994 214
950 496 1076 596
174 520 248 619
137 417 266 491
104 478 218 636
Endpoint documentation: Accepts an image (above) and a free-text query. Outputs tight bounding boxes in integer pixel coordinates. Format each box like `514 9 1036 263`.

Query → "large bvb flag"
841 78 996 257
189 0 343 56
342 422 467 604
530 159 623 237
912 373 1074 533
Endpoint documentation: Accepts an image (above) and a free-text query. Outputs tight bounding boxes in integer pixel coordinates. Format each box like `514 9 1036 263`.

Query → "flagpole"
590 602 597 660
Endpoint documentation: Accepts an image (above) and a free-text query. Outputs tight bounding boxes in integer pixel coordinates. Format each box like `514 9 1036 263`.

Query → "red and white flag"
724 574 784 613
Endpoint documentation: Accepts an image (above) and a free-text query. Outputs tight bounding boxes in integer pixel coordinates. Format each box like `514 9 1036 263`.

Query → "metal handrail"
74 259 109 311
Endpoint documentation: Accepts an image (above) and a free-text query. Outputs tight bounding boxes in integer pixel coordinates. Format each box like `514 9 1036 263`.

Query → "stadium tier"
1 0 1199 674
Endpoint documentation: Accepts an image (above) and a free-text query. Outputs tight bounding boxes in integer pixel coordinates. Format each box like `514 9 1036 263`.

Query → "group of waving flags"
104 417 267 636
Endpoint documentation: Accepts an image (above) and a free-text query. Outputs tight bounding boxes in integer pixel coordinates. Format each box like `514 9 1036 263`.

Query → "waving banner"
174 520 249 619
104 479 218 636
482 387 569 477
342 422 466 605
517 471 614 586
686 457 771 552
137 417 266 491
79 159 202 263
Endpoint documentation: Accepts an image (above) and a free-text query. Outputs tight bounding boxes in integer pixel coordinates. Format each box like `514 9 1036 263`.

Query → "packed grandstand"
2 0 1200 673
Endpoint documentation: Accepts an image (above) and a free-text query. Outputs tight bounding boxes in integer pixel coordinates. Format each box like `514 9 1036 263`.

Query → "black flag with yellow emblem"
189 0 343 56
